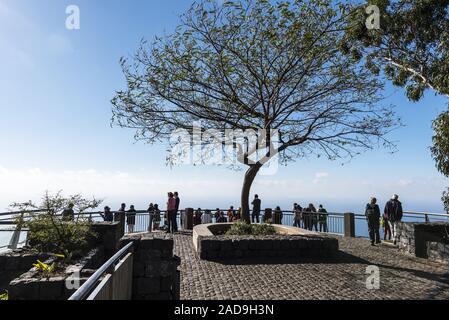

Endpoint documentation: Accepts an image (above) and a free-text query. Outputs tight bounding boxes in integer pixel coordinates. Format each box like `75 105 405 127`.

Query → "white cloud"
313 172 329 184
398 179 414 187
0 165 446 213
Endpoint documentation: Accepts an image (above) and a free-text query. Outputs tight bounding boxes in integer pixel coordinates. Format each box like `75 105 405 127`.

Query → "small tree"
112 0 399 223
11 191 102 259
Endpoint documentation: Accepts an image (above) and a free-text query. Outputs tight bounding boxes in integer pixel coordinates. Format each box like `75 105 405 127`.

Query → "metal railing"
1 208 449 251
68 241 134 300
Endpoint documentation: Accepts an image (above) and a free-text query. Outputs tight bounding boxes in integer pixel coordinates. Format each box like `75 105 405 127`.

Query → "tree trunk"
241 164 262 224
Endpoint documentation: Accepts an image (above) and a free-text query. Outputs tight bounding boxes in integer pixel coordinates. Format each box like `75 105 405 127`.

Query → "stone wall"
91 221 124 259
399 222 449 264
0 250 49 293
8 247 103 300
3 221 120 299
119 232 180 300
197 235 339 260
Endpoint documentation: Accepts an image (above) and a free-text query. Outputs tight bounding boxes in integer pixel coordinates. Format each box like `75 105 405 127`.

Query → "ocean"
1 201 447 252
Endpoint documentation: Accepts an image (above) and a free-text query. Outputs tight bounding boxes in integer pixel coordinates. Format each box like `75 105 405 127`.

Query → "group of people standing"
292 203 329 232
97 191 181 234
250 195 285 224
194 207 241 226
365 194 403 246
93 192 404 245
250 195 329 231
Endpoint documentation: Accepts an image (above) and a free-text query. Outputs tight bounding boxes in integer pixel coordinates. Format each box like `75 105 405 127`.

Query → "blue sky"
0 0 447 213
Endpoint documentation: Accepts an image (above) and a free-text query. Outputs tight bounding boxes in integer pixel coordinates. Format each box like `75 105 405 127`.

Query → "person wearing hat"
100 206 113 222
384 194 403 245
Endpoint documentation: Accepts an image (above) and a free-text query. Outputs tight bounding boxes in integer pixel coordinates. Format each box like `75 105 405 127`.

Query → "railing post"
182 208 194 230
114 211 125 237
8 212 24 250
344 212 355 238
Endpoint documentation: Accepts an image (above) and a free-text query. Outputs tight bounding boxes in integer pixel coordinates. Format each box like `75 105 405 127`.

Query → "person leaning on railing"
62 203 75 221
304 204 317 231
273 206 283 224
194 208 203 226
216 209 227 223
100 206 113 222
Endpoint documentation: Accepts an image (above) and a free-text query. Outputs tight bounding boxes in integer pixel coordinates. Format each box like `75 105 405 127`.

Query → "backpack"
366 205 376 217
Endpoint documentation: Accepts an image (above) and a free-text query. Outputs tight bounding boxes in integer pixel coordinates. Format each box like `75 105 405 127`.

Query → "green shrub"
252 223 276 236
11 191 102 261
226 221 276 236
25 214 96 260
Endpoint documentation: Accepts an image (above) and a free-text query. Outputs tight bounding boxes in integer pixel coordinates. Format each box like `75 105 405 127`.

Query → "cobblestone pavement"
173 232 449 300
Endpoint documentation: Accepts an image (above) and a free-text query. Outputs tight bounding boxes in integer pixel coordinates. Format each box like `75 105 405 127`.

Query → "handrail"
68 241 134 300
0 208 447 222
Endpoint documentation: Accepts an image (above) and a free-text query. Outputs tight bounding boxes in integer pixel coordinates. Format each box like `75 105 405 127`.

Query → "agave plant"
0 291 8 301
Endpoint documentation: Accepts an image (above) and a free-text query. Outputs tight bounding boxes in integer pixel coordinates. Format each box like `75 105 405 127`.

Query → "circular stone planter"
193 223 339 260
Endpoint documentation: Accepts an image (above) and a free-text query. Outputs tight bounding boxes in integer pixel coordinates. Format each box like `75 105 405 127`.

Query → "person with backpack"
126 205 137 234
384 194 403 245
365 197 381 246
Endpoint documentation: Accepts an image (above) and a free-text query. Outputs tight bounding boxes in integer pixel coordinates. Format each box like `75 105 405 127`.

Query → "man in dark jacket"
174 192 180 232
366 198 381 246
384 194 403 245
318 205 328 233
62 203 75 221
101 206 114 222
251 195 261 223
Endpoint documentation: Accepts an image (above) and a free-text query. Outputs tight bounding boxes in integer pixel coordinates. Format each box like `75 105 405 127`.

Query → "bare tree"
112 0 399 223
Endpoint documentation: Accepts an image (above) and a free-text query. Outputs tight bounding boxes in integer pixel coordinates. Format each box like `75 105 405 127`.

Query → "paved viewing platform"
174 232 449 300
